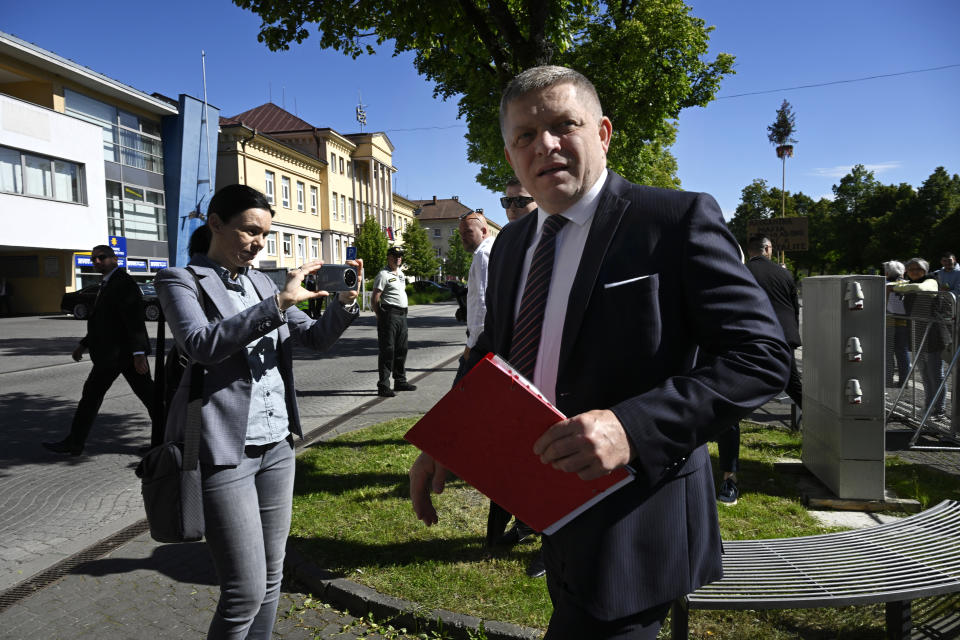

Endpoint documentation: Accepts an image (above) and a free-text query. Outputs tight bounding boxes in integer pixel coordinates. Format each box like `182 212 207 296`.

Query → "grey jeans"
202 436 295 639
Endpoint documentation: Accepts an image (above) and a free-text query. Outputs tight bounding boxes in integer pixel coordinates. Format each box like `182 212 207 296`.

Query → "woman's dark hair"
207 184 274 224
188 225 211 256
190 184 274 256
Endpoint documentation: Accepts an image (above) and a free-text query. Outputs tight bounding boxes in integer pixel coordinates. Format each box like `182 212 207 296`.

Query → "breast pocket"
600 273 661 356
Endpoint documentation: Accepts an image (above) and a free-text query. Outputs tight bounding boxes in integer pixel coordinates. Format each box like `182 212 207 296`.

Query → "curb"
284 545 541 640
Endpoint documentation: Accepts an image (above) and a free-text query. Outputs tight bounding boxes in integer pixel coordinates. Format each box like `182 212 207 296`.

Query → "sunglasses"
500 196 535 209
91 254 112 262
458 211 483 222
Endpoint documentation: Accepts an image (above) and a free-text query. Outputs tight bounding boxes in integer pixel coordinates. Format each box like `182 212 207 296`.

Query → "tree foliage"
767 99 797 147
400 220 438 279
445 229 472 281
354 214 388 274
728 166 960 275
234 0 735 191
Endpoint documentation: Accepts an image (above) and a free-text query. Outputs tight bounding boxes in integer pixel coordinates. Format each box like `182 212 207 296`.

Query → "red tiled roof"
411 197 475 220
220 103 314 132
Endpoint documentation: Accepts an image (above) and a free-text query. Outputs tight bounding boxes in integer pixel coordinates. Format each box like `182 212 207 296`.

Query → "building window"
339 157 344 175
0 145 86 204
334 238 341 262
281 176 291 208
265 171 275 204
449 227 455 236
283 233 293 256
64 89 163 174
349 198 355 225
310 186 318 214
266 233 277 256
330 152 336 169
340 195 346 221
331 191 338 218
105 180 166 241
310 237 319 259
433 228 441 238
296 236 305 260
296 181 305 211
435 247 443 258
347 162 352 178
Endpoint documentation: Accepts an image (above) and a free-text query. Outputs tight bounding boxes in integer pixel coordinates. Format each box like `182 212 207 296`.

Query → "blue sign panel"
149 259 169 271
346 246 357 260
75 254 93 268
109 236 127 259
127 259 148 272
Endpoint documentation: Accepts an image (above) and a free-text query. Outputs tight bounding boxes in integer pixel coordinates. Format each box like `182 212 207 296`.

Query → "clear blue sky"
4 0 958 226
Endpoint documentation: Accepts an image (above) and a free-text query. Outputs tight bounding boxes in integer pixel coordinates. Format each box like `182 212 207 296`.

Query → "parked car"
410 280 447 293
60 282 162 321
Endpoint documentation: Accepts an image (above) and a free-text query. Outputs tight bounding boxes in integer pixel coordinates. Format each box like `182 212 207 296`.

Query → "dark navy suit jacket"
470 171 791 618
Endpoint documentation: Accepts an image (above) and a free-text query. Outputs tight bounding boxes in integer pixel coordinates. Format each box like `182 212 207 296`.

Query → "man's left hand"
533 409 635 481
133 354 149 375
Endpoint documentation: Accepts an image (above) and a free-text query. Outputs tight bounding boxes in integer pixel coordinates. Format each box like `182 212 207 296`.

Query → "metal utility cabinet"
801 275 886 500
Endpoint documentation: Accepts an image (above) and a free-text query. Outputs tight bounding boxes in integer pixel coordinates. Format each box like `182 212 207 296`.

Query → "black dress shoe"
378 386 396 397
394 382 417 392
526 551 546 578
495 522 535 547
42 440 83 456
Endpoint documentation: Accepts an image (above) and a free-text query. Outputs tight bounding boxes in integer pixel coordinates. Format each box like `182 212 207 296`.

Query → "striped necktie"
510 214 569 380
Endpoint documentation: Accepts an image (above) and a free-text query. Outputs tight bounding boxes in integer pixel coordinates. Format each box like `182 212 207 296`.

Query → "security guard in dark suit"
43 244 156 455
372 246 417 397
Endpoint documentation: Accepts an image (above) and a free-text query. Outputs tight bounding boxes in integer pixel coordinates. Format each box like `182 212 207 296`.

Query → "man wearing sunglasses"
43 244 156 456
501 177 539 223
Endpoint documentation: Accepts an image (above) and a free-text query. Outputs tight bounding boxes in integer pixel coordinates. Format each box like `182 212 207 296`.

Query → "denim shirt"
194 255 290 445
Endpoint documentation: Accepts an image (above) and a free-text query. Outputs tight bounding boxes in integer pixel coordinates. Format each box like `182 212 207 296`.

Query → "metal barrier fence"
885 289 960 448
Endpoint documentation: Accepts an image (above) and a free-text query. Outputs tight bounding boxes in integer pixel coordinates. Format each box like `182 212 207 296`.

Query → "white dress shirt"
466 235 495 349
513 169 608 404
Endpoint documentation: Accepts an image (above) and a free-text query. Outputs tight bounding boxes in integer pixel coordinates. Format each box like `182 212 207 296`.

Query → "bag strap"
181 266 205 472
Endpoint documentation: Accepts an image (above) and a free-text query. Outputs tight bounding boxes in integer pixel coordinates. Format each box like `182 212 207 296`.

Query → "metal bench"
671 500 960 639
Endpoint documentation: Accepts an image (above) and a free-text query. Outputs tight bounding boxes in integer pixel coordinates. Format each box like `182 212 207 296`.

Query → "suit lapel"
496 213 538 356
558 176 630 373
187 265 235 318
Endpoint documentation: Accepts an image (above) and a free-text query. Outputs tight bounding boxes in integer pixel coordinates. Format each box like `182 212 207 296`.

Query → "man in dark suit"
409 66 791 638
746 235 802 407
43 245 156 455
716 235 803 505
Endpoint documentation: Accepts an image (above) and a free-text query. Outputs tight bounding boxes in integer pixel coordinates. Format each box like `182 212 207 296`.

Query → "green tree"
445 230 472 281
401 220 438 280
234 0 734 191
767 99 797 226
727 178 779 247
354 215 387 274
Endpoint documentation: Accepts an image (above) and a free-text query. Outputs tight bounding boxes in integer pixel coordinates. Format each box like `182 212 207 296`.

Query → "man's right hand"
71 345 85 362
409 452 449 526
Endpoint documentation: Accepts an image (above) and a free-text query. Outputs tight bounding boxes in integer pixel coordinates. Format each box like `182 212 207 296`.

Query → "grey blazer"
155 261 358 466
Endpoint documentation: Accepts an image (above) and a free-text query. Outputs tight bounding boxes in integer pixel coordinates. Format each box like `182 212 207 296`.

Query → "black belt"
381 304 407 315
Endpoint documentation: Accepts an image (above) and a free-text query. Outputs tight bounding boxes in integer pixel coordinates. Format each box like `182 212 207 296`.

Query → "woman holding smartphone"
156 184 361 639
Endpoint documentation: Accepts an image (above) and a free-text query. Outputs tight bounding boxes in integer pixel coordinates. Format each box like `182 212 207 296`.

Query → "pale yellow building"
391 193 417 245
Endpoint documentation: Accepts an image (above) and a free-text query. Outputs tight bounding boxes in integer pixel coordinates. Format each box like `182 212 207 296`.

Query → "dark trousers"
377 310 408 389
66 354 157 448
785 352 802 409
543 578 671 640
716 422 740 474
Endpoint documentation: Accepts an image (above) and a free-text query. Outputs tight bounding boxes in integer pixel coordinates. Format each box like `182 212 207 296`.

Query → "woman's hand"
276 259 364 310
277 260 326 310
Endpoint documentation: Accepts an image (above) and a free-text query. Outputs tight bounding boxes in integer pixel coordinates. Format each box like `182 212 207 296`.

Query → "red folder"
404 353 633 534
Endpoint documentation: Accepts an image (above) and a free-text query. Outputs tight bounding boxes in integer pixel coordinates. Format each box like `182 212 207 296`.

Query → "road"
0 303 466 592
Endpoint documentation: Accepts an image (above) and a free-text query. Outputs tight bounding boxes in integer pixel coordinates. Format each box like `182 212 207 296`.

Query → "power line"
384 124 466 133
717 63 960 99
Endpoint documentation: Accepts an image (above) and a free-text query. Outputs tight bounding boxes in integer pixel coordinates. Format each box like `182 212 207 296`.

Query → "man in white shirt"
409 65 790 639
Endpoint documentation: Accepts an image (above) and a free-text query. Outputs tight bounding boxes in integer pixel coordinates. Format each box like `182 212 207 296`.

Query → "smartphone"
303 265 359 292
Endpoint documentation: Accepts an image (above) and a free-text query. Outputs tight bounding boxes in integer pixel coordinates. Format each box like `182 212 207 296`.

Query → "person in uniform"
372 246 417 397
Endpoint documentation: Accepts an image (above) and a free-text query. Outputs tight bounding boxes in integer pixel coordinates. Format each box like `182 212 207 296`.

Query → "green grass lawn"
289 419 956 639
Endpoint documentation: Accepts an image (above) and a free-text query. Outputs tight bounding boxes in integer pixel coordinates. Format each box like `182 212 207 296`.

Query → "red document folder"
404 353 633 535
